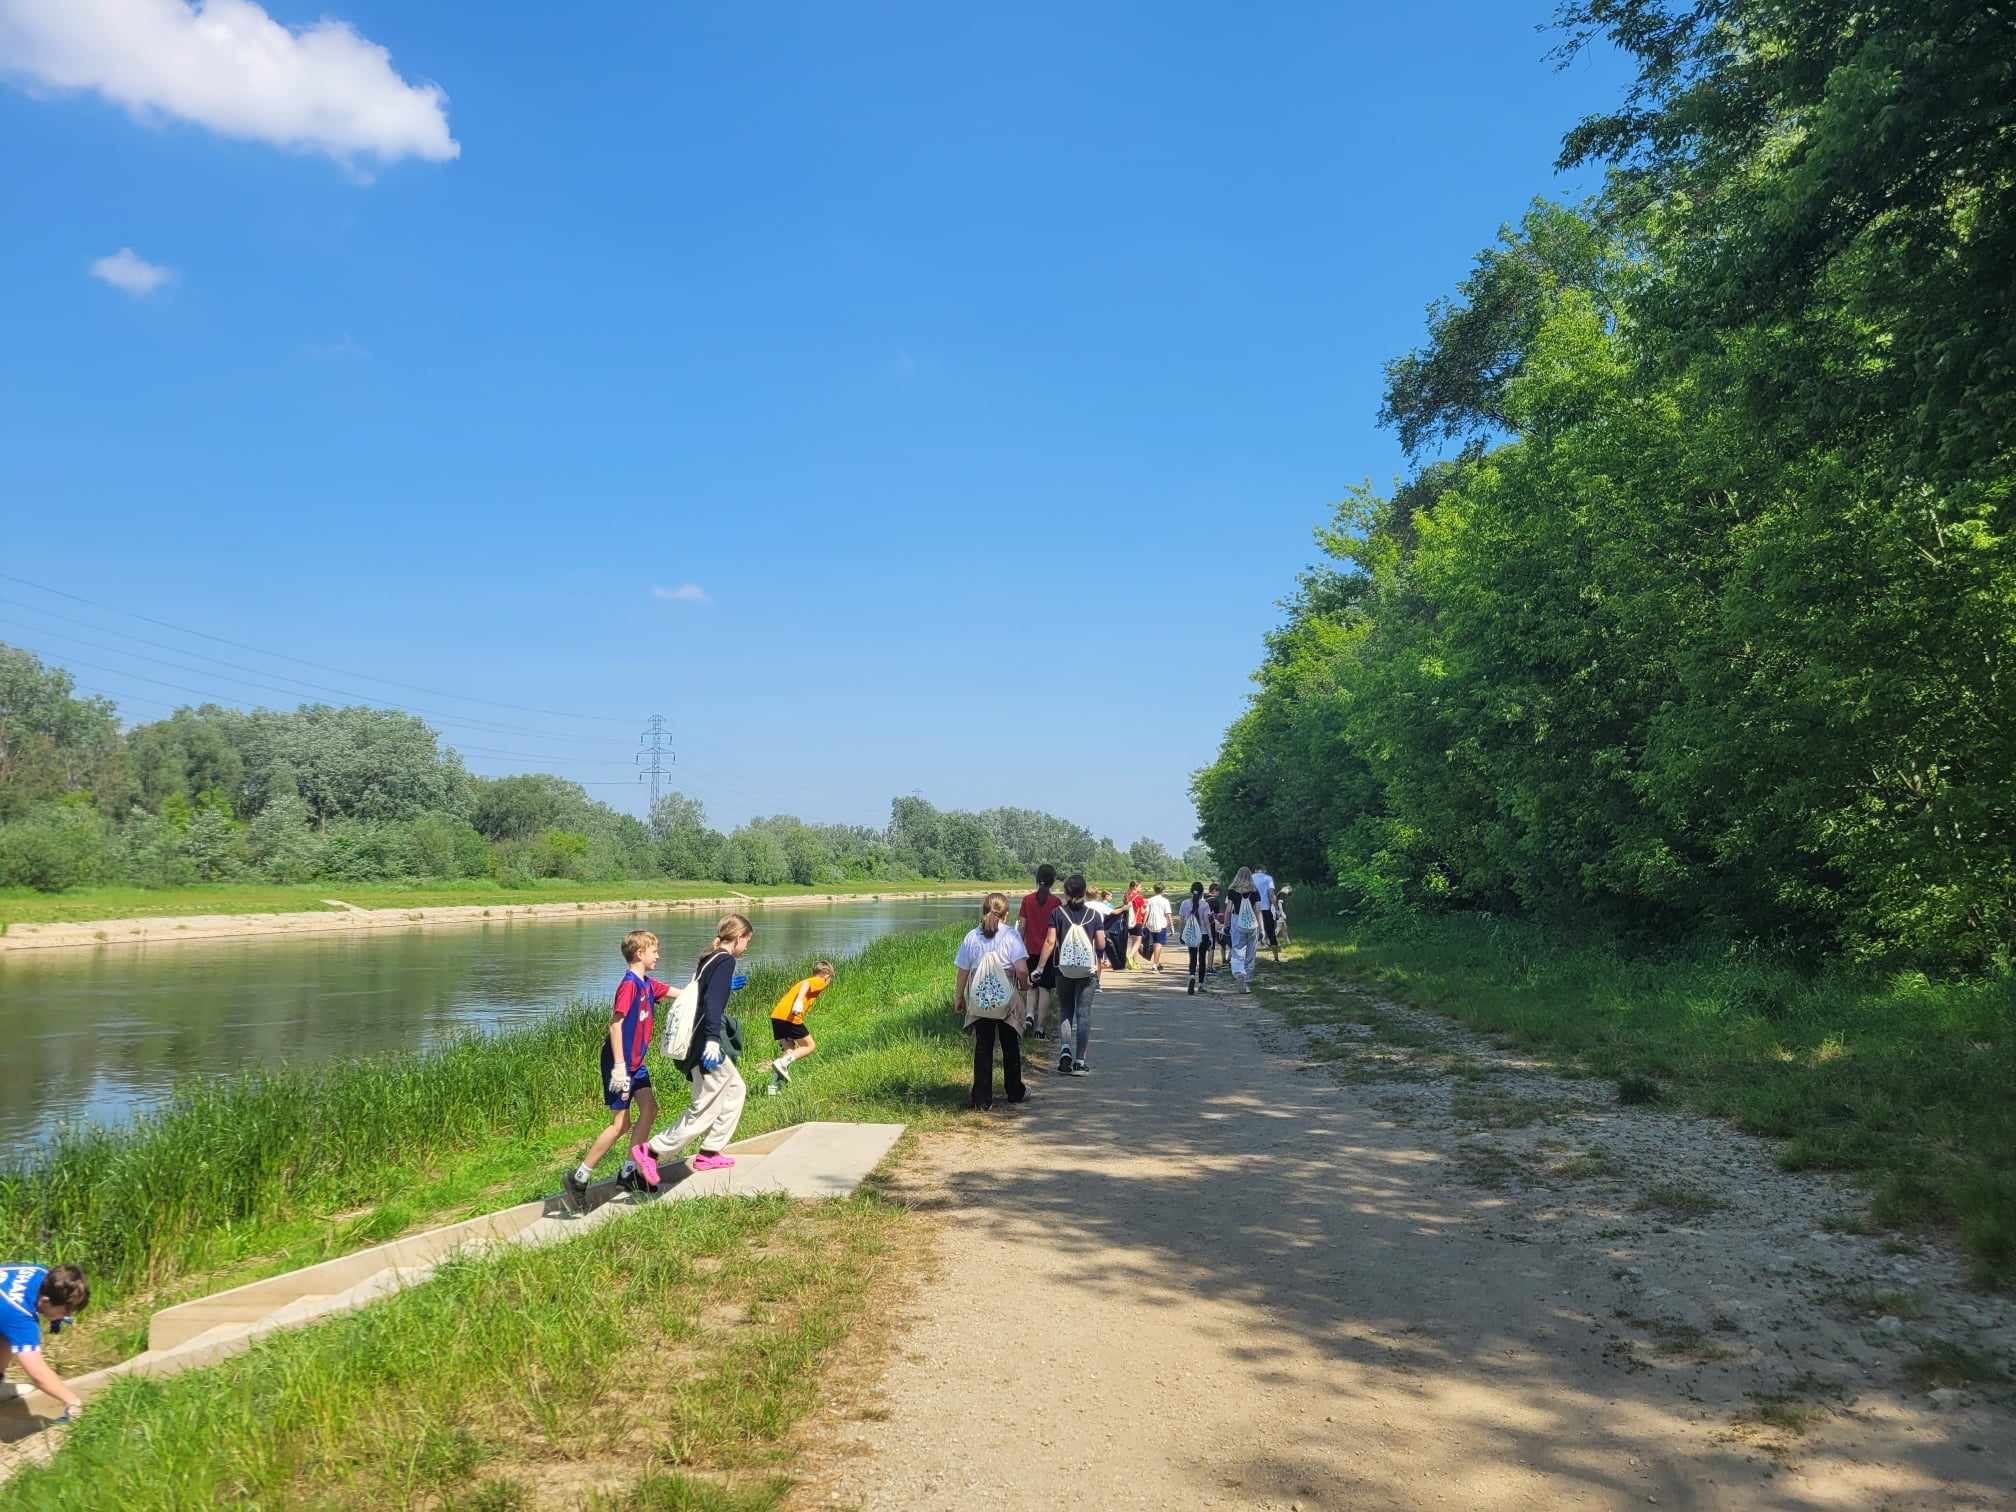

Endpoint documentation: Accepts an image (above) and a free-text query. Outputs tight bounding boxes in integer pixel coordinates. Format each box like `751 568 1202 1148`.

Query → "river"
0 898 977 1150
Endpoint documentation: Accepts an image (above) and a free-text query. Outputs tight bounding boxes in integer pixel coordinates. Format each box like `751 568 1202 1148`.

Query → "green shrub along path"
1 924 976 1377
1284 897 2016 1286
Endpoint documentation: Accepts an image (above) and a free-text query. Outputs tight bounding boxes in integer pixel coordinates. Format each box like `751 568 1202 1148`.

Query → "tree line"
1195 0 2015 969
0 647 1206 893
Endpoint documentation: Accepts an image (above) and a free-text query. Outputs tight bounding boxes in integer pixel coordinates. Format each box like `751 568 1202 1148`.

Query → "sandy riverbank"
0 888 993 954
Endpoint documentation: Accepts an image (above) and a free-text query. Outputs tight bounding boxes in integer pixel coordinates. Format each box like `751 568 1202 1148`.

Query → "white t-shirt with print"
955 924 1030 973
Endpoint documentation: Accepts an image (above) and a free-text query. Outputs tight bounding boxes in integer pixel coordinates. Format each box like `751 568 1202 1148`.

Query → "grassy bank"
0 923 976 1346
5 1191 909 1510
1284 901 2016 1284
0 878 1018 932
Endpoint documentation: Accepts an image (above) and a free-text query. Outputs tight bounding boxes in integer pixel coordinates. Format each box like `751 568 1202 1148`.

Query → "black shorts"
1029 959 1058 990
770 1019 809 1044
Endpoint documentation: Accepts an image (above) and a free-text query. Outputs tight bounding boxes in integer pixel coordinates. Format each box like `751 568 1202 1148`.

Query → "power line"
0 610 616 746
23 648 638 766
0 570 630 724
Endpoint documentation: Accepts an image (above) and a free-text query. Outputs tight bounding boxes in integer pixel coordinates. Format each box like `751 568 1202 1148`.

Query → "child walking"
567 929 672 1208
767 959 835 1094
648 915 755 1173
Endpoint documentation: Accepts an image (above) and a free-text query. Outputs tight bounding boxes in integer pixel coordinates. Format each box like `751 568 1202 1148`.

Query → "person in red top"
1019 864 1061 1039
1124 881 1146 964
565 929 673 1210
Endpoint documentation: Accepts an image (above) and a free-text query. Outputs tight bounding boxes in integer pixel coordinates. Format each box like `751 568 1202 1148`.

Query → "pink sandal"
630 1143 661 1186
691 1151 735 1171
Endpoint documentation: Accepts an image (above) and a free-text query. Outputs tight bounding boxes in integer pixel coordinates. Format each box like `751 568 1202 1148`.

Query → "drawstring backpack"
965 942 1018 1027
1057 904 1097 978
662 951 729 1061
1182 894 1204 948
1236 892 1259 931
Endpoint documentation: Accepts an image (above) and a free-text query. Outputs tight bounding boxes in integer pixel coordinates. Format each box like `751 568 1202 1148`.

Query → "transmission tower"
636 714 675 809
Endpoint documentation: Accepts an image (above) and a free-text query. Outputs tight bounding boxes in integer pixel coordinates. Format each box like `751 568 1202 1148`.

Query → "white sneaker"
765 1082 779 1096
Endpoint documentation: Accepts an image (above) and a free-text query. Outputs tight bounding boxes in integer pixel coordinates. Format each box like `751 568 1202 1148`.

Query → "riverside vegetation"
0 656 1206 905
0 924 976 1374
1193 4 2015 1276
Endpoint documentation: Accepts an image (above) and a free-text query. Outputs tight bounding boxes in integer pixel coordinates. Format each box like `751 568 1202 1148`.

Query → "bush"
0 802 111 891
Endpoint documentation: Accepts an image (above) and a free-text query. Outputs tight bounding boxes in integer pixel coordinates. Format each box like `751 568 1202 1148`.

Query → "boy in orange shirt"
767 959 835 1095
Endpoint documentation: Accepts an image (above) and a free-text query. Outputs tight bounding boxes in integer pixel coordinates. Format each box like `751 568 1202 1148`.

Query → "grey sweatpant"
649 1059 747 1158
1056 972 1094 1062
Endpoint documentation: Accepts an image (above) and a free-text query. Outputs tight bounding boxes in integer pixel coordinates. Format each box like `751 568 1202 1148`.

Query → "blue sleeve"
0 1268 44 1351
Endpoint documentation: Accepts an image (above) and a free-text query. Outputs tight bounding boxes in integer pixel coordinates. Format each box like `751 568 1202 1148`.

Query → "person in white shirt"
1251 867 1280 960
1141 884 1174 971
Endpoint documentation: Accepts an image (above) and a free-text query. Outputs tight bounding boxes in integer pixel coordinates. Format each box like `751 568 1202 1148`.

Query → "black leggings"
1056 972 1096 1030
1188 943 1208 978
970 1019 1025 1109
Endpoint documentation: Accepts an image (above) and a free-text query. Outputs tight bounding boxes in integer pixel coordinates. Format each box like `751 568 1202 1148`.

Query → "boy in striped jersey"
565 930 672 1209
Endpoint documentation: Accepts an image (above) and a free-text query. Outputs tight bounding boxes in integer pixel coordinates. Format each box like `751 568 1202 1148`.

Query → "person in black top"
646 914 754 1179
1032 873 1104 1076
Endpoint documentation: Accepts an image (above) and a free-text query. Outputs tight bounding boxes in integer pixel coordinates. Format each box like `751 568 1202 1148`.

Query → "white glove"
607 1065 632 1096
700 1040 723 1071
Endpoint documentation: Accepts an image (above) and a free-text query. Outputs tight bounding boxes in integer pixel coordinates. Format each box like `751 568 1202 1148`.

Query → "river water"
0 898 977 1150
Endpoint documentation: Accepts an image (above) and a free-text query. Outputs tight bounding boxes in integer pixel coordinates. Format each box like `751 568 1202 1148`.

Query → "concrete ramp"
0 1121 903 1436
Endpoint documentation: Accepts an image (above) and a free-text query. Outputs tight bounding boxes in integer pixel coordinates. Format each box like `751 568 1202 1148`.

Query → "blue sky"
0 1 1630 851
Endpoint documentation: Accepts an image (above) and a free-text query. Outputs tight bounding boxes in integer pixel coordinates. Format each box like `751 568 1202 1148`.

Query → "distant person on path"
1142 883 1173 971
1096 887 1128 971
1225 867 1264 992
1124 881 1146 962
647 914 754 1176
1032 873 1104 1076
1273 886 1292 948
1252 865 1280 961
1019 865 1062 1038
1179 882 1213 995
568 929 672 1208
0 1262 89 1421
1204 881 1225 972
767 959 835 1096
955 893 1032 1109
1096 887 1128 983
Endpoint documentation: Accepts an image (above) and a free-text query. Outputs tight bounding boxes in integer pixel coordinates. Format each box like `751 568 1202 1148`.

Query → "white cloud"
0 0 458 172
89 246 172 295
653 584 709 604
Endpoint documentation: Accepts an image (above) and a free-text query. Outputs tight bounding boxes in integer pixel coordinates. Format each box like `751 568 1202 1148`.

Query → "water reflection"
0 899 974 1149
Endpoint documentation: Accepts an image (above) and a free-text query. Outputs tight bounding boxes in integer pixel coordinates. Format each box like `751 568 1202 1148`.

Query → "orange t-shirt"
770 975 830 1024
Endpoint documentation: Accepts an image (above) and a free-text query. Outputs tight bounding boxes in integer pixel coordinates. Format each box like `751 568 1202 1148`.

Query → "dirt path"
811 952 2015 1510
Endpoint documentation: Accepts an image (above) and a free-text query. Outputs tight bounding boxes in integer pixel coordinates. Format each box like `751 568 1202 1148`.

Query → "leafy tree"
0 645 127 820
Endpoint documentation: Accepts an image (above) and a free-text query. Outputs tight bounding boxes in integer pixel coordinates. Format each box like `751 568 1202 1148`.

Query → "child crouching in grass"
767 959 834 1095
566 929 671 1210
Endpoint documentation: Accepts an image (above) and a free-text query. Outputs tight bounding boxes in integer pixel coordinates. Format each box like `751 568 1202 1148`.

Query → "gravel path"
812 952 2014 1511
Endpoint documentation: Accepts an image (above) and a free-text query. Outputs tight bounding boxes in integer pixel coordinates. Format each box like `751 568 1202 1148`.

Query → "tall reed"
0 922 973 1296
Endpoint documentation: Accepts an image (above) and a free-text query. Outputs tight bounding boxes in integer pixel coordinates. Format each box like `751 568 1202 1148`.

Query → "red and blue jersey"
611 971 671 1072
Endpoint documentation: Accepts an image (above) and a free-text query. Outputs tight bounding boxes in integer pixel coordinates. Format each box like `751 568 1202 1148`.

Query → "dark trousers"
1188 943 1208 979
1261 909 1279 949
970 1018 1025 1109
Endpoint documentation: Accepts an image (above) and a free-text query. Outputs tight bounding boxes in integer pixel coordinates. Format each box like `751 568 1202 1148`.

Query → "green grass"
1272 901 2016 1285
1 924 979 1338
3 1191 905 1510
0 877 1020 931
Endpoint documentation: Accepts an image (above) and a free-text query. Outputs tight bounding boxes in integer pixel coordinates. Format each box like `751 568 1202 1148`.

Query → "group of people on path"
7 873 1290 1422
952 863 1290 1109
